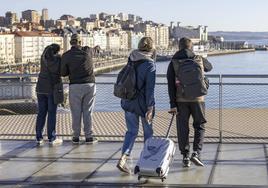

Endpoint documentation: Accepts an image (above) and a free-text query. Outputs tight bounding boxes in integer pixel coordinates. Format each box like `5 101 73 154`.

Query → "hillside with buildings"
1 8 252 72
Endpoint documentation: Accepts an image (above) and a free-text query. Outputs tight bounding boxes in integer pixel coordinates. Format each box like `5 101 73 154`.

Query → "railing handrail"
2 73 268 79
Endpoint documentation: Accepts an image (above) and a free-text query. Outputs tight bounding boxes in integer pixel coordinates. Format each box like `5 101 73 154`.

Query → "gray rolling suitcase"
134 114 176 182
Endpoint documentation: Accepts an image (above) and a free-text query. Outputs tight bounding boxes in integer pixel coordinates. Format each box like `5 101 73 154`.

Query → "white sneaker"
36 139 44 146
49 138 63 146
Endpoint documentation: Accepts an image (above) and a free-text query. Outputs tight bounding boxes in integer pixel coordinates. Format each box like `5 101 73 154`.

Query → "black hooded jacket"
166 49 213 108
36 48 61 94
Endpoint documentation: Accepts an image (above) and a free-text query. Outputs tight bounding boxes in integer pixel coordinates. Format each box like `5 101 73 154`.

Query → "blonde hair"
138 37 155 52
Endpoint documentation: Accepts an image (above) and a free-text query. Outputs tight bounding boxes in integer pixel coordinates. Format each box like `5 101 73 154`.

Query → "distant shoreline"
207 49 256 56
93 49 257 74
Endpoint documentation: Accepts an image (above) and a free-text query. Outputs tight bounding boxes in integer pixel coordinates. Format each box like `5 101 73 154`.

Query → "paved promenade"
0 140 267 187
0 109 268 187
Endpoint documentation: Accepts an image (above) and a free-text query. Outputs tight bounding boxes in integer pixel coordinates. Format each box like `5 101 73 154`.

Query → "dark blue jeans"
36 93 58 142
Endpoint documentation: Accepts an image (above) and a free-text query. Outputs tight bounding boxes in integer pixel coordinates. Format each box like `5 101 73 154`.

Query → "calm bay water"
95 51 268 111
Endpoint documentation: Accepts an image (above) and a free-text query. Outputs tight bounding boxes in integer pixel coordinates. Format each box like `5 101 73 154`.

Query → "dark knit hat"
138 37 155 52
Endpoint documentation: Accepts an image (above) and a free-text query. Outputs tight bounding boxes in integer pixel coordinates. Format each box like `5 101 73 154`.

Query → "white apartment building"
0 34 15 65
15 32 63 64
144 24 156 44
155 25 169 49
92 30 107 50
134 23 170 49
106 31 120 50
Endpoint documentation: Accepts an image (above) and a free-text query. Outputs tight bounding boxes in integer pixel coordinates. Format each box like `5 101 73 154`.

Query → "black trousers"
176 102 207 155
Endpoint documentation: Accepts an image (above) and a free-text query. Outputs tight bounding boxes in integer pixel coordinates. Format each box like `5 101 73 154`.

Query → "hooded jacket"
36 48 61 94
121 50 156 117
167 49 213 108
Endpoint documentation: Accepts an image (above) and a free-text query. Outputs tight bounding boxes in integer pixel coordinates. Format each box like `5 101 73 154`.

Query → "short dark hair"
179 37 192 50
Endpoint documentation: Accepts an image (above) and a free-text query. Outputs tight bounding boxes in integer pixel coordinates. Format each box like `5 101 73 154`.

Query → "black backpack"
173 57 208 98
114 59 145 100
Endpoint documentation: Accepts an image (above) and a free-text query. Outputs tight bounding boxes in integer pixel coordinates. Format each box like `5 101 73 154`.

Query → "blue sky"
0 0 267 31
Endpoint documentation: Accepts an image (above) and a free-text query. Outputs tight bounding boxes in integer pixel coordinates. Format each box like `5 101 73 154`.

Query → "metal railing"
0 74 268 143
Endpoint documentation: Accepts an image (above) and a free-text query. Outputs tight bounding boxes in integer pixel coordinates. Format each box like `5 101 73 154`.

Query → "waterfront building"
0 34 15 65
134 22 169 49
22 10 40 24
14 31 63 64
170 22 208 43
221 41 248 50
106 30 120 50
92 30 107 50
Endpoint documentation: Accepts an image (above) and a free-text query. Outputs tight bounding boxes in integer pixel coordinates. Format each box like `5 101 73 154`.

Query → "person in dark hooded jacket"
167 37 212 167
35 44 63 146
117 37 156 174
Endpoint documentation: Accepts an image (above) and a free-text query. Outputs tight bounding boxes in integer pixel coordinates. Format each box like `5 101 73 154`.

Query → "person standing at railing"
61 34 100 144
167 37 213 167
116 37 156 174
35 44 63 146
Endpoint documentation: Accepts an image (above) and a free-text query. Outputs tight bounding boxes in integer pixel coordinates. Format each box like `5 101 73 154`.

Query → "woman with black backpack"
116 37 156 174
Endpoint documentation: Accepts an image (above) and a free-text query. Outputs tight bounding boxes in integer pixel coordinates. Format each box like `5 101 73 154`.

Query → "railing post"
21 76 25 99
219 75 223 143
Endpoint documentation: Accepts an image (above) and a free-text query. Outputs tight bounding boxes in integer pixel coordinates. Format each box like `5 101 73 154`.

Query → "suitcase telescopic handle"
165 113 175 138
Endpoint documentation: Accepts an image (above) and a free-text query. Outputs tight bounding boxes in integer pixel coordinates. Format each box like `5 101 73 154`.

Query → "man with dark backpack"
167 37 212 168
115 37 156 174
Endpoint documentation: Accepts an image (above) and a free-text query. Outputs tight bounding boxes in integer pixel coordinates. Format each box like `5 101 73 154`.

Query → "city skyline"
0 0 267 32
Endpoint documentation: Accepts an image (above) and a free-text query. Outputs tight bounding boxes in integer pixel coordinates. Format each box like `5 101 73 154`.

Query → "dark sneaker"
72 137 80 144
85 137 98 144
183 154 191 167
190 152 204 166
116 156 131 174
